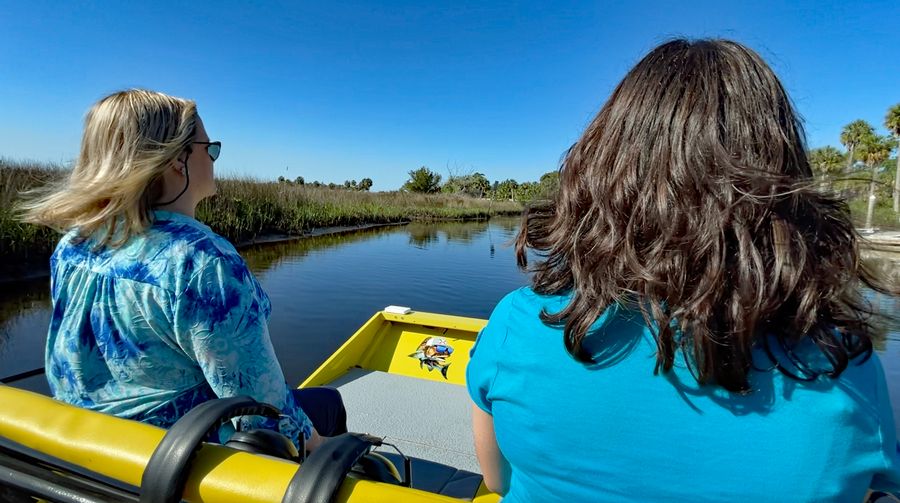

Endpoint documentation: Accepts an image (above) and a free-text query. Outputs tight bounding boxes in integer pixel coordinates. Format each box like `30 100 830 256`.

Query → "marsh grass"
199 178 521 243
0 159 522 281
1 160 66 280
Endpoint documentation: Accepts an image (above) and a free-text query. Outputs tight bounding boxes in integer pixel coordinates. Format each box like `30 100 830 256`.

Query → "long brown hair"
516 39 895 393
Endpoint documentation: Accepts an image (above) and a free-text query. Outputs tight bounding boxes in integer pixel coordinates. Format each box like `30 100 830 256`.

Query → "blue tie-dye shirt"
46 210 313 447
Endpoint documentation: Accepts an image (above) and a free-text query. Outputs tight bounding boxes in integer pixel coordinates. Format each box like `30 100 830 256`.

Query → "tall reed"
0 159 522 281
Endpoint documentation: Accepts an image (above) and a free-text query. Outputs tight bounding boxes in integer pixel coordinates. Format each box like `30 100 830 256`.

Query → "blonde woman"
20 89 344 454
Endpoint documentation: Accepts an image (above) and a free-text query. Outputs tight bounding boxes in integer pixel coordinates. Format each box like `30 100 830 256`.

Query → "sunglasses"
192 141 221 161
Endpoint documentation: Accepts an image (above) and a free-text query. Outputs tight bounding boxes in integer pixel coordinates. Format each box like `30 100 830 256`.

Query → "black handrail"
140 396 284 503
0 367 45 384
0 445 140 503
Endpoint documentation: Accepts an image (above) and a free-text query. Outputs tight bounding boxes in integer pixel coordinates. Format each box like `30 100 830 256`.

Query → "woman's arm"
472 404 511 495
174 256 314 449
305 427 324 454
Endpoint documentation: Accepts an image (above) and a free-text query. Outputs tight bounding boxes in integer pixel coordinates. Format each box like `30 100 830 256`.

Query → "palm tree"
807 146 845 191
857 135 894 230
885 104 900 212
840 120 875 172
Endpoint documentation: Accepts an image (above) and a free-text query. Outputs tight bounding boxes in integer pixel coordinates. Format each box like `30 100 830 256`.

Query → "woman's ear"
169 157 186 175
176 146 193 174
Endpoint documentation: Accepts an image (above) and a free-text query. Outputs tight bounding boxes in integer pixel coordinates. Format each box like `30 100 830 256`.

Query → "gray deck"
330 368 479 474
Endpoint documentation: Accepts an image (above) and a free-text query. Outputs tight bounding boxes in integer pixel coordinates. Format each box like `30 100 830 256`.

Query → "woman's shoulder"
149 211 243 264
52 227 81 257
767 334 890 405
753 336 895 438
832 350 894 420
94 211 253 293
491 287 569 320
477 288 572 346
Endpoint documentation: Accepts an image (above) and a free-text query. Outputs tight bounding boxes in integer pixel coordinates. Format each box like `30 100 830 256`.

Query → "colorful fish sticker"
409 336 454 379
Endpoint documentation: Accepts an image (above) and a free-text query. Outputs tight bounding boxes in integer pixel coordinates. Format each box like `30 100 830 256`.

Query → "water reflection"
860 252 900 352
242 226 395 276
869 293 900 352
406 220 504 249
0 280 49 357
407 224 441 248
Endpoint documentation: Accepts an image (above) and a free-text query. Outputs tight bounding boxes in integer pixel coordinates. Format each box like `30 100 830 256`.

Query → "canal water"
1 217 898 433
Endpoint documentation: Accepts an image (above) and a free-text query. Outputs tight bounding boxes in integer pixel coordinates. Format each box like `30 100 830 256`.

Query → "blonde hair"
19 89 198 247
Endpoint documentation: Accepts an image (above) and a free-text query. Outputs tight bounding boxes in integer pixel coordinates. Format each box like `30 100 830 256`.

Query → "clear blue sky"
1 0 898 190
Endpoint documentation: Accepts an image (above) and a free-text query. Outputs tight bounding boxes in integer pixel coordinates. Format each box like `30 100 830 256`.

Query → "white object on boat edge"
384 305 412 315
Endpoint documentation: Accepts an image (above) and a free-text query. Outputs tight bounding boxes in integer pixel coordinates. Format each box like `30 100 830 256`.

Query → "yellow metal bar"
379 310 487 334
0 385 298 503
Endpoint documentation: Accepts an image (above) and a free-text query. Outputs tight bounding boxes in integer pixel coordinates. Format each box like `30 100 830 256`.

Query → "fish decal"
409 337 454 379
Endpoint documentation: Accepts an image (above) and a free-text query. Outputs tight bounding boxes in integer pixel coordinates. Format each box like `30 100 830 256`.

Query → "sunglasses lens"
207 143 221 161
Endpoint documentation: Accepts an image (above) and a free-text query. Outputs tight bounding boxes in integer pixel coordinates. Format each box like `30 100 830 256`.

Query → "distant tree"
277 175 286 183
403 166 442 193
441 179 457 194
295 176 305 185
808 146 845 190
328 182 337 189
493 179 519 201
468 172 490 198
857 135 894 229
358 178 374 191
884 103 900 212
442 172 491 197
343 180 353 189
840 120 875 171
538 171 560 197
517 181 541 201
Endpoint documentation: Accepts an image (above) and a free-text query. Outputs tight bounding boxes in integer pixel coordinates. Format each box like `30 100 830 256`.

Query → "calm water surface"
1 218 898 433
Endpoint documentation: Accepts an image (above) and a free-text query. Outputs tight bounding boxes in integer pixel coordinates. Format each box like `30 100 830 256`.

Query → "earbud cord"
155 154 191 207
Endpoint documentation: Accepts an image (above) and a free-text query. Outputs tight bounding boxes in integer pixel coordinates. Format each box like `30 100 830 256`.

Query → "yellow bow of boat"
0 308 500 503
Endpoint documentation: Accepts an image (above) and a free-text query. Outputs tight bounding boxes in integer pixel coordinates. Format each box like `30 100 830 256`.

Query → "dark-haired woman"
467 39 899 502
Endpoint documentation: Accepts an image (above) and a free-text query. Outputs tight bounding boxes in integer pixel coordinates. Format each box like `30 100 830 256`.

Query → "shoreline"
858 230 900 254
5 220 895 286
236 220 411 248
0 217 508 286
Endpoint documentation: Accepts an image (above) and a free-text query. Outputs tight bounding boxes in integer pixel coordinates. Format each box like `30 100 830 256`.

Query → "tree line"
402 166 560 202
277 175 374 191
809 103 900 229
276 167 561 202
408 102 900 211
274 100 900 219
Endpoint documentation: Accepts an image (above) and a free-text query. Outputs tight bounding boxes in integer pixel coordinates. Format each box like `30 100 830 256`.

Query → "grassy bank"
0 162 65 281
198 178 521 244
0 159 522 281
847 198 900 231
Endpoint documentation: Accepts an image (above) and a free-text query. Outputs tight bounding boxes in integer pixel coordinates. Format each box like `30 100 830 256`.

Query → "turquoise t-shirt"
467 288 900 502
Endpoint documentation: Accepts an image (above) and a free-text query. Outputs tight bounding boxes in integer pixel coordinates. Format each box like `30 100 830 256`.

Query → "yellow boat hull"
301 309 486 388
0 309 499 502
